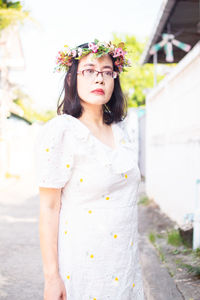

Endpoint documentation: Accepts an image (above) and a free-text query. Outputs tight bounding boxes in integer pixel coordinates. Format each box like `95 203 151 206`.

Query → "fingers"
62 292 66 300
62 288 67 300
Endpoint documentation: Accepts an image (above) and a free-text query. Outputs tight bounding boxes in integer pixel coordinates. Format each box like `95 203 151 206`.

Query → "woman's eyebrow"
83 63 113 69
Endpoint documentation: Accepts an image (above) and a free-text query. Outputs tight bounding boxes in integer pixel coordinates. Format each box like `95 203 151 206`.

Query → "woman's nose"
95 72 104 83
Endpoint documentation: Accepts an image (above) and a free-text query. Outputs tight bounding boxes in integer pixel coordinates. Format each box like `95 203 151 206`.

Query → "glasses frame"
77 69 118 80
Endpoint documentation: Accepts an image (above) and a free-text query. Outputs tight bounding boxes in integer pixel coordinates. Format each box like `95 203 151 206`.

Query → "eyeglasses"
77 69 118 80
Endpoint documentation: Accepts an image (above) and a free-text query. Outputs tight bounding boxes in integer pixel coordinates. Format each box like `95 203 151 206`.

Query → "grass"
194 248 200 258
156 233 165 239
138 195 150 206
178 263 200 277
148 231 166 262
157 246 165 262
149 232 156 244
167 229 183 247
172 249 180 255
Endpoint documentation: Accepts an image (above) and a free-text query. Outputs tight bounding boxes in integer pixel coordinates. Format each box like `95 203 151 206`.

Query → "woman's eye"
104 71 112 76
86 69 95 74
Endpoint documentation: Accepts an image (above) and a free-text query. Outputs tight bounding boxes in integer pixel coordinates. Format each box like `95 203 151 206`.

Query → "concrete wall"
145 42 200 225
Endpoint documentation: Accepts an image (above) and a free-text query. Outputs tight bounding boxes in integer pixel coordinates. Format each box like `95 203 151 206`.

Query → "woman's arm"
39 187 66 300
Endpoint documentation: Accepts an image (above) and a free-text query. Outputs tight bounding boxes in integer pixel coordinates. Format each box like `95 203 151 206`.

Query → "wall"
145 42 200 225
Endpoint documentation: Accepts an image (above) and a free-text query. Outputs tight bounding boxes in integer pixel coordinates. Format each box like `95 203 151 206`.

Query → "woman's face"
77 53 115 106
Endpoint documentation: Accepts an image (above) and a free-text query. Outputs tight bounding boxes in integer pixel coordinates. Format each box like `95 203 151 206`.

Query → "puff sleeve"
35 116 74 188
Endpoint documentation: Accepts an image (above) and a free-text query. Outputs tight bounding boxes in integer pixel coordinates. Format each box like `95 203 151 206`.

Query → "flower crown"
55 39 131 74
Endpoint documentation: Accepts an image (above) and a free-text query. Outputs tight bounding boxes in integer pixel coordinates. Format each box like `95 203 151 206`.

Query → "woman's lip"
91 89 105 94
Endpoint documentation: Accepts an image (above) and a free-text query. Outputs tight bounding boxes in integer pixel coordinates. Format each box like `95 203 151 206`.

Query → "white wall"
145 42 200 225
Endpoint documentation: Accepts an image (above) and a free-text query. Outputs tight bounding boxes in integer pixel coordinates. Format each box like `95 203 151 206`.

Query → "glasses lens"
103 71 113 79
83 69 95 78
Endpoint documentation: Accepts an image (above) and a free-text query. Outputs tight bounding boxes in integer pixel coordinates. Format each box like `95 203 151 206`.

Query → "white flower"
66 48 72 56
109 45 115 51
102 41 108 47
78 47 82 56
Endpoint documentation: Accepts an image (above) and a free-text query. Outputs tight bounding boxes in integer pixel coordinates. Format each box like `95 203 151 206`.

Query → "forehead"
78 53 113 68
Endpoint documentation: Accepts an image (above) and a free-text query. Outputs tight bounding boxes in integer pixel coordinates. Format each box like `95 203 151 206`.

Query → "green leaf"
94 38 99 44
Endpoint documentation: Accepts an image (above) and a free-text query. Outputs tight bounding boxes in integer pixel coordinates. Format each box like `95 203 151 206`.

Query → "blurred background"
0 0 200 299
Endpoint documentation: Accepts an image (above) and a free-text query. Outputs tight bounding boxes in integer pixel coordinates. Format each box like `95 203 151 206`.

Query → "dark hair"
57 43 127 124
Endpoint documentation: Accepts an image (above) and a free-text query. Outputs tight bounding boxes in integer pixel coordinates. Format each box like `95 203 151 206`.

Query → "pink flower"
88 42 99 53
71 50 77 57
113 48 126 58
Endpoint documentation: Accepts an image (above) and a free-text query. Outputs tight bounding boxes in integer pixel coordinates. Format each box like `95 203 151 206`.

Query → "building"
141 0 200 248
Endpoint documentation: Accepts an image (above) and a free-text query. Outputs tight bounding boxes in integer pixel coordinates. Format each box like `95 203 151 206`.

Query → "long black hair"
57 43 127 124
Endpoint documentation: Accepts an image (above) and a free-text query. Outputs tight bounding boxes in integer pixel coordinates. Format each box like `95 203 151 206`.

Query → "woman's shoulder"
115 111 138 144
41 113 70 130
36 114 73 145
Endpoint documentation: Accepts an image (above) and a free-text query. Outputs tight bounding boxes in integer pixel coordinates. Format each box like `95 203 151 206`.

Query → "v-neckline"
64 114 117 151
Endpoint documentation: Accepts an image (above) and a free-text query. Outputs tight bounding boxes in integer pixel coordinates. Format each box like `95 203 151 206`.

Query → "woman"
36 40 144 300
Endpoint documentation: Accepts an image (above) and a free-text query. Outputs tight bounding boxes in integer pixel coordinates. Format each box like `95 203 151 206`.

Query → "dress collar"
62 113 134 151
61 113 138 173
62 114 90 142
62 114 124 146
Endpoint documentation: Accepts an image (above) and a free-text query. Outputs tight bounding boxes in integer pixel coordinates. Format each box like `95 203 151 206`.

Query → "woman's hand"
44 274 67 300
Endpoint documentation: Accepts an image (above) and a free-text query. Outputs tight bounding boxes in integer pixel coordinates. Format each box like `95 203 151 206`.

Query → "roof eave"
140 0 177 65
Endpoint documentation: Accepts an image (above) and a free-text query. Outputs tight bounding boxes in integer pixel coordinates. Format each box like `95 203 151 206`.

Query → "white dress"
35 113 144 300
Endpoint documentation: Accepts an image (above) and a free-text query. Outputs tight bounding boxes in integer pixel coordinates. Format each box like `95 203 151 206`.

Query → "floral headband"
55 39 131 74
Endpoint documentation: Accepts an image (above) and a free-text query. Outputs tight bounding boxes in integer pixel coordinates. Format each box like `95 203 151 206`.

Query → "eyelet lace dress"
35 113 144 300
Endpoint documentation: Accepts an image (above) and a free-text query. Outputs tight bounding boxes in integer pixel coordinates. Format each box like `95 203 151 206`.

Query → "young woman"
36 40 144 300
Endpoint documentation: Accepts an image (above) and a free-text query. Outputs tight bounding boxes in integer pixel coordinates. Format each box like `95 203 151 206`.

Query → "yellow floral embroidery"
105 196 110 200
45 148 49 152
88 210 92 214
66 275 70 279
131 241 133 246
93 298 97 300
65 231 68 234
124 174 128 179
80 178 83 182
90 254 94 258
115 277 119 281
114 234 118 239
66 164 70 168
132 283 135 287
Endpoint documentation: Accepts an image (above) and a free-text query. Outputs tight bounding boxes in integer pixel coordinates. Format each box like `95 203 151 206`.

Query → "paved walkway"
0 172 43 300
138 182 184 300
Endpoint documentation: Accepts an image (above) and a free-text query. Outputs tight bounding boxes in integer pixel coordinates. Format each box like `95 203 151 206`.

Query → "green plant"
172 249 180 255
112 33 167 107
0 1 29 31
149 232 156 244
167 229 183 247
194 248 200 258
156 233 165 239
138 196 150 206
157 246 165 262
178 263 200 276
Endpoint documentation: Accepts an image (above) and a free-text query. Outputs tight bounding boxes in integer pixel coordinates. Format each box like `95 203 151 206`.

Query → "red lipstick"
91 89 105 95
